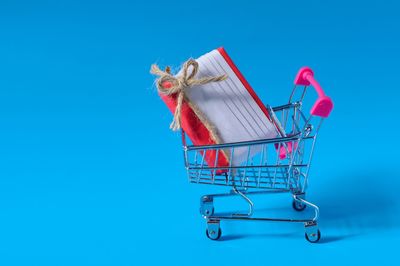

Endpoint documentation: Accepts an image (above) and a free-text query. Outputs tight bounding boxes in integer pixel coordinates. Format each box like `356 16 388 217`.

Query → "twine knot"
150 59 227 131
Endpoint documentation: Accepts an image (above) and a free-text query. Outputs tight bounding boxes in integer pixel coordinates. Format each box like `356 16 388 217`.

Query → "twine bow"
150 59 227 131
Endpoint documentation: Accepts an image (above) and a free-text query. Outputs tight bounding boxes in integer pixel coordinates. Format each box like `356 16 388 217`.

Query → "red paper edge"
159 92 229 172
217 47 271 120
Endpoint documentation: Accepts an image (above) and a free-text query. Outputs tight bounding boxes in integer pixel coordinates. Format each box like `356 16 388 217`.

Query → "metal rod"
186 135 311 151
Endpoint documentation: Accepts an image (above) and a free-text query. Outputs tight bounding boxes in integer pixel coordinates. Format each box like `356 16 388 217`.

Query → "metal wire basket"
181 67 333 242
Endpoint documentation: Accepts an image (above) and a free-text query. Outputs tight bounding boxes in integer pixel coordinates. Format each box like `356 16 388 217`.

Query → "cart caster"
292 200 306 211
292 193 306 211
305 230 321 243
200 196 214 217
304 221 320 243
206 228 222 241
206 221 221 240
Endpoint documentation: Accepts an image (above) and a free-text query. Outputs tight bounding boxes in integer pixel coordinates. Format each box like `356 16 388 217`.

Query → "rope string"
150 59 227 131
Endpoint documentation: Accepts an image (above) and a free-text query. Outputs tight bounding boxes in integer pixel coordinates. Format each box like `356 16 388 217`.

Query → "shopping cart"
181 67 333 242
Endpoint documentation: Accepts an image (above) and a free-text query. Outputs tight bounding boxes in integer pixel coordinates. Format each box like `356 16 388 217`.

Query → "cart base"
200 189 321 243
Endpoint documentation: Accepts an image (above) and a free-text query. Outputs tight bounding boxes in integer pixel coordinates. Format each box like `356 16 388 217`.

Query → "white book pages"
184 49 277 166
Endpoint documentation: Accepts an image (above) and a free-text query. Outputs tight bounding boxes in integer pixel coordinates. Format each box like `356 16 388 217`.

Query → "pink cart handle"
294 67 333 118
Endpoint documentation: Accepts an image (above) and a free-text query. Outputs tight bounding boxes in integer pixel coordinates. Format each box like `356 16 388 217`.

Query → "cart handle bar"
294 67 333 118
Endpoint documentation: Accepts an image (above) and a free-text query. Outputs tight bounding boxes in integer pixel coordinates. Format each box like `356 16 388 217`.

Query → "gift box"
151 47 278 169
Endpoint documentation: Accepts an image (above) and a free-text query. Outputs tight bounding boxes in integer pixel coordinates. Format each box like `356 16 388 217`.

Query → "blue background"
0 0 399 265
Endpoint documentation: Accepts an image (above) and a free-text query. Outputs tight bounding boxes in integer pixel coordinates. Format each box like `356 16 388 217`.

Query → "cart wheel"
305 229 321 243
207 207 214 216
206 228 222 240
292 200 306 211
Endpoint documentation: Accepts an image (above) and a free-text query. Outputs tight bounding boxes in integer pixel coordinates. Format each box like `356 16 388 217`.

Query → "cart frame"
181 67 333 242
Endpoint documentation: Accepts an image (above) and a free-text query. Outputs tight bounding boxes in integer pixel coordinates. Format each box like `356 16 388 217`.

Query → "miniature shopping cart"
181 67 333 243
